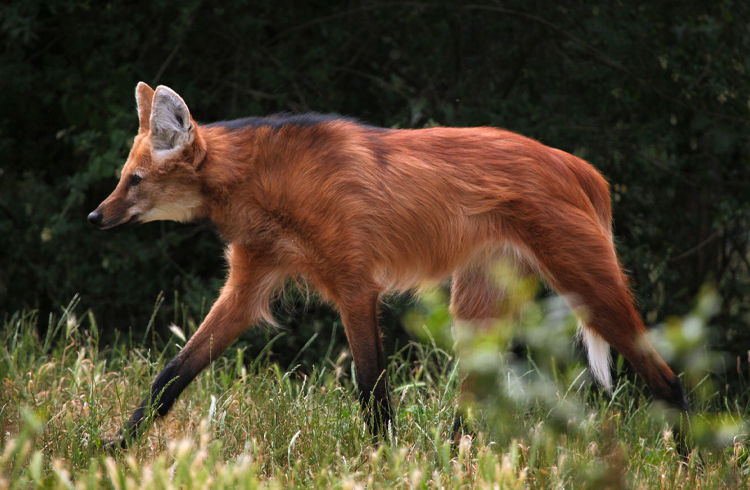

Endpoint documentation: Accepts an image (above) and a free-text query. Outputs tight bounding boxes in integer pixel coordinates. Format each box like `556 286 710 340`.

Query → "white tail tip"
578 322 612 391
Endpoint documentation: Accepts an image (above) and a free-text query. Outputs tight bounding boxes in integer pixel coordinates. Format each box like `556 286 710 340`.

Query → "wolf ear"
136 82 155 132
150 86 195 151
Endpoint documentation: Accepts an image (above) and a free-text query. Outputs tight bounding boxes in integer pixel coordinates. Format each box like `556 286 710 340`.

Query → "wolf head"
87 83 207 231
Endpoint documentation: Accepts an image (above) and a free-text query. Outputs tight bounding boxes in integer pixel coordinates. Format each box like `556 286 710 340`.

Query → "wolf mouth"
102 214 140 233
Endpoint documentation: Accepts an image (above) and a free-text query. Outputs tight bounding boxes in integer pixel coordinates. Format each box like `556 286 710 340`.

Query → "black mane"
204 113 359 131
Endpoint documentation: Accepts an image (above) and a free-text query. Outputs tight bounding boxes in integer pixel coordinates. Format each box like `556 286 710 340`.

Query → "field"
1 293 749 489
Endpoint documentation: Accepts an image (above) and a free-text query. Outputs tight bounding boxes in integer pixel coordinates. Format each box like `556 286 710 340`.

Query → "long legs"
449 255 533 439
336 287 393 435
114 245 280 447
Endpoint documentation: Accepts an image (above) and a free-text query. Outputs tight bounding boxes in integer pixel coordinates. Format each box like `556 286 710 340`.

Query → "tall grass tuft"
1 283 748 488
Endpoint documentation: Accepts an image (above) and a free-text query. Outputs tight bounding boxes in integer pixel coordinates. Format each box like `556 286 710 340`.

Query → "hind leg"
449 255 535 441
512 208 688 411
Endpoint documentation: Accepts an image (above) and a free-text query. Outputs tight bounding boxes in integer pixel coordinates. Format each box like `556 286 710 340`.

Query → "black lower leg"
111 356 199 449
452 411 473 444
359 387 393 438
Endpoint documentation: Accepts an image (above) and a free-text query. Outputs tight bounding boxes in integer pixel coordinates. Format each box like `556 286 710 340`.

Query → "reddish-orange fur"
90 83 687 447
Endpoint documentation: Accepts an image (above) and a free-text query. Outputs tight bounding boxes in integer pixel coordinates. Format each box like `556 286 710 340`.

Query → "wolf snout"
87 210 103 227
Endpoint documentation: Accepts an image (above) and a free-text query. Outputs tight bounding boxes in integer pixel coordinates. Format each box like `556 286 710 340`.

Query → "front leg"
111 245 281 448
337 288 393 437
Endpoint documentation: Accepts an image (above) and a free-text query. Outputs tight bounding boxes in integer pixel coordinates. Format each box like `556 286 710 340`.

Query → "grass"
1 294 749 489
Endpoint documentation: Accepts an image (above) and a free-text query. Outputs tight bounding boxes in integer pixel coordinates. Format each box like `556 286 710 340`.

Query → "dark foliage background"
1 1 748 380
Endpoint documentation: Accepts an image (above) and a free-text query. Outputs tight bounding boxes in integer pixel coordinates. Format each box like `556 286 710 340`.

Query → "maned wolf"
88 82 688 448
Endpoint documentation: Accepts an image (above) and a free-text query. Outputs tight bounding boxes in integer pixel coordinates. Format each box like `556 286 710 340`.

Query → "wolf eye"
130 174 142 187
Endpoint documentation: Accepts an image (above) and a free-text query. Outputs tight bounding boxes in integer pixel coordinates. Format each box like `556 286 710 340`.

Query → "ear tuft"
136 82 155 132
150 86 194 151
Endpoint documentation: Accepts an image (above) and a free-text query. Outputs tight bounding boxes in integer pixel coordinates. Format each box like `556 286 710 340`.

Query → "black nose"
87 210 102 226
